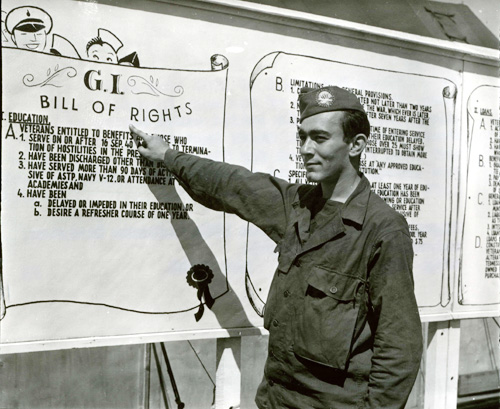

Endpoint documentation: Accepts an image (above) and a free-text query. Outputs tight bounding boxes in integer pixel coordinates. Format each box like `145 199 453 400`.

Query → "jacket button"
329 286 338 294
272 319 279 327
284 290 290 298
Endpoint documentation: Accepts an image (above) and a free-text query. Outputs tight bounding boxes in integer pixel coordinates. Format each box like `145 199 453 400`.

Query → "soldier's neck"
321 170 361 203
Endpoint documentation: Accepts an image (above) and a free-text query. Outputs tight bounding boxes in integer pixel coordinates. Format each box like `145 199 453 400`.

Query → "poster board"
0 0 247 352
454 72 500 318
247 52 456 318
0 0 497 353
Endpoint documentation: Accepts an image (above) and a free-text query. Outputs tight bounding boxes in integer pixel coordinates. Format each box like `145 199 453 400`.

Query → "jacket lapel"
277 175 371 272
299 212 346 254
291 185 346 256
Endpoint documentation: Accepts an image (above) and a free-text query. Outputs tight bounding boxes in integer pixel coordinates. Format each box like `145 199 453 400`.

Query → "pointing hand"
129 124 170 162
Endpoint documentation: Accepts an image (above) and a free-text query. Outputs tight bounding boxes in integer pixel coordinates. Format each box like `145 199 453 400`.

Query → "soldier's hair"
86 36 105 53
341 110 370 142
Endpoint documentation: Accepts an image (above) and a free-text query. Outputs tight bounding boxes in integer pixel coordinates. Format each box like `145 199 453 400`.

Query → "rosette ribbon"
187 264 215 321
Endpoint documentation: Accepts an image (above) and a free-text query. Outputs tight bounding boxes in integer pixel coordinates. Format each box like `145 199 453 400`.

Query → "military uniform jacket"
164 150 423 409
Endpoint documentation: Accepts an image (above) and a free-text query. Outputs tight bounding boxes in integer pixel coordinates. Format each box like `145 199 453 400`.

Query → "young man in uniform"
129 86 423 409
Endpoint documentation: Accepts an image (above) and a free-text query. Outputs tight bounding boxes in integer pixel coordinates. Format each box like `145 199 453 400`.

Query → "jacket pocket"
293 266 363 371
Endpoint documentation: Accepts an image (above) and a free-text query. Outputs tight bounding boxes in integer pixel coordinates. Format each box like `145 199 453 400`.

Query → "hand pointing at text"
129 124 170 162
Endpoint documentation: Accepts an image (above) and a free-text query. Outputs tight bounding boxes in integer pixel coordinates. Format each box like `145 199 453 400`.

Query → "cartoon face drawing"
85 28 140 67
87 38 119 63
5 6 53 52
12 26 48 51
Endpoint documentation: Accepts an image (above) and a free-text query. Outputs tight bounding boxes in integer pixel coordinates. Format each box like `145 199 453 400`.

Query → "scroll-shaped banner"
1 48 230 340
246 52 456 317
459 85 500 306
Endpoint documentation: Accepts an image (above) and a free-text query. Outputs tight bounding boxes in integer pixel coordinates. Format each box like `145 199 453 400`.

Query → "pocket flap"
307 267 360 301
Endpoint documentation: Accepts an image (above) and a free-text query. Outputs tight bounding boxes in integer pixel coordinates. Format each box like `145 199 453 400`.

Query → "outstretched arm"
129 124 293 243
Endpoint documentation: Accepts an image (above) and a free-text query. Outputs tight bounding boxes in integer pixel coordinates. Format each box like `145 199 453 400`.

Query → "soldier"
129 86 423 409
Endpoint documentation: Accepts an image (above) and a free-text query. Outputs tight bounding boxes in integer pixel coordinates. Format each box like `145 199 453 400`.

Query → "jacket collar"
340 174 371 227
289 174 371 252
291 174 371 226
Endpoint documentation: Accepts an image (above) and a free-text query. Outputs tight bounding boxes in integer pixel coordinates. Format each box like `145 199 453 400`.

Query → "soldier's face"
298 111 352 185
12 28 47 51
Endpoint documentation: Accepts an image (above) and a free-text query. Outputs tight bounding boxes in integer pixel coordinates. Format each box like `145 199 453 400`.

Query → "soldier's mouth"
25 44 40 50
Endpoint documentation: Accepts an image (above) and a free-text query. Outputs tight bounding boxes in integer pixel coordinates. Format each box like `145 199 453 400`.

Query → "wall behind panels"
0 322 497 408
0 335 428 409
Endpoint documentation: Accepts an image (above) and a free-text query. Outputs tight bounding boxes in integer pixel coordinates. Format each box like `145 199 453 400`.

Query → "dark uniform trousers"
164 150 423 409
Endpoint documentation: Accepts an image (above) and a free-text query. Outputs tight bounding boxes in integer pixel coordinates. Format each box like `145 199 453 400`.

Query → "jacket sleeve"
365 229 423 409
164 149 293 243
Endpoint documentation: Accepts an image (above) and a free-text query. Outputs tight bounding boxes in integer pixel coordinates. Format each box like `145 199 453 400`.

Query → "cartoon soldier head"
86 28 140 67
86 28 122 64
5 6 53 52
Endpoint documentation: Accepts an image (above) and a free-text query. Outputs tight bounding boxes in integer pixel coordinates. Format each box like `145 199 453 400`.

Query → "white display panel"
247 52 456 317
455 73 500 316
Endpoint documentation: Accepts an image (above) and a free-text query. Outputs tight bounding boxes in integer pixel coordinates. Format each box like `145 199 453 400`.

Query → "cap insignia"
316 90 335 107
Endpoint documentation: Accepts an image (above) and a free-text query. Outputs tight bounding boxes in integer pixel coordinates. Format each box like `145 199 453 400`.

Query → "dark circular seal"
187 264 214 289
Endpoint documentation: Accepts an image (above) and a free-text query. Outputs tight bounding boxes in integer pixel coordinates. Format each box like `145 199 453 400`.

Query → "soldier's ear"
349 133 367 157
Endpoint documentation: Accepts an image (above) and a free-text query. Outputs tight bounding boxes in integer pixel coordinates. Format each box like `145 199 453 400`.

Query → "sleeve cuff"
163 148 181 166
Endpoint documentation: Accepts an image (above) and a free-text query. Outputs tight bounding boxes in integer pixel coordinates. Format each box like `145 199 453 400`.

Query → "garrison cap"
298 86 365 122
5 6 53 34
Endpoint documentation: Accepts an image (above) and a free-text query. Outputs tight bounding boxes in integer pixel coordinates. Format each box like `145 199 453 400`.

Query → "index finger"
129 124 151 141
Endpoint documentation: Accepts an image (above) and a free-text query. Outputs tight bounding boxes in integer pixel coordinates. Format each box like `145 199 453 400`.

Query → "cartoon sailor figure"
5 5 80 58
86 28 140 67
